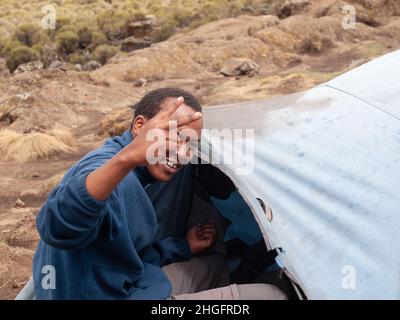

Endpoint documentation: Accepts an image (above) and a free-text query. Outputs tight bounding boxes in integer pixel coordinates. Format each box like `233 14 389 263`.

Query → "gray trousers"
162 254 288 300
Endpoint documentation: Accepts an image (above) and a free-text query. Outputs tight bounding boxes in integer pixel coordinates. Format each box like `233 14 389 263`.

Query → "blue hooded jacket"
32 130 191 300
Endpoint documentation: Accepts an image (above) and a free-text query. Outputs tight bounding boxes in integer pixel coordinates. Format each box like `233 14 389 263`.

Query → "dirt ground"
1 1 400 299
0 122 104 299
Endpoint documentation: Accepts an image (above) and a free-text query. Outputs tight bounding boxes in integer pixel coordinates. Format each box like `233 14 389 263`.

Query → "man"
33 87 213 299
33 88 287 300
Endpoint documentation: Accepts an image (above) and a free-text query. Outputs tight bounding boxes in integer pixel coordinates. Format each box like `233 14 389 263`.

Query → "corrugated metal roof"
202 51 400 299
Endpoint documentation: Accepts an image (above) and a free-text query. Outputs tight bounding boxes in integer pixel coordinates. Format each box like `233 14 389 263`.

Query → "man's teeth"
166 161 179 169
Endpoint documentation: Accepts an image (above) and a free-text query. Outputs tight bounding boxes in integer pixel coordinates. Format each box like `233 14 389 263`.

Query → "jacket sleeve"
153 237 192 266
36 158 111 250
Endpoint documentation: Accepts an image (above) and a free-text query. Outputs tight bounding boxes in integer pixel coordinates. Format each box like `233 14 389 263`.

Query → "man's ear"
131 115 147 137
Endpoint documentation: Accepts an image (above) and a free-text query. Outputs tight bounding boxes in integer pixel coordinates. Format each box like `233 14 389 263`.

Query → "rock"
14 198 25 208
74 64 82 71
20 189 41 202
278 0 310 19
15 93 31 102
120 36 152 52
82 60 102 71
359 0 387 10
357 9 382 27
1 107 24 125
48 60 66 70
127 15 157 37
133 78 147 87
220 58 260 77
13 61 44 74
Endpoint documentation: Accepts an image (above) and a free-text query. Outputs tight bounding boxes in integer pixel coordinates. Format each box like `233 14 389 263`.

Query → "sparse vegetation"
0 0 270 72
92 44 119 64
5 45 40 72
13 23 48 48
56 30 79 55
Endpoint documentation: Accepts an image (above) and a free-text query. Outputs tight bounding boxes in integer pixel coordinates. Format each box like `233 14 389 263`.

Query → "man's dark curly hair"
133 87 202 119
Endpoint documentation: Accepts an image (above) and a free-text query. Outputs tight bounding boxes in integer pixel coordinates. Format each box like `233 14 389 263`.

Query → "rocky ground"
0 0 399 299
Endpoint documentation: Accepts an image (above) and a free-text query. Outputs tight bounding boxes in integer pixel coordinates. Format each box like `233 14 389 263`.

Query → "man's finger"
196 229 215 238
176 112 202 128
197 227 216 235
198 230 216 240
196 228 214 237
197 223 216 231
201 232 216 244
197 231 216 239
158 112 202 131
164 96 184 116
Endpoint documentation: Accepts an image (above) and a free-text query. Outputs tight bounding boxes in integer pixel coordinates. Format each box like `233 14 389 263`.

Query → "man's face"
134 98 203 182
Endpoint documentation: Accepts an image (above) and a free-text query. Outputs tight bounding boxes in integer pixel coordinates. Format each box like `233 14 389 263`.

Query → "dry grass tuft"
0 129 75 162
47 128 76 147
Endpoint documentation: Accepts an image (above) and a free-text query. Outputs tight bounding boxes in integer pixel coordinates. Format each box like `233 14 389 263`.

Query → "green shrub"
0 0 272 71
54 16 72 32
153 22 176 42
0 39 20 57
13 23 47 47
38 44 58 68
96 8 146 40
56 30 79 55
96 9 130 40
68 51 89 65
76 25 94 49
92 44 119 64
89 30 108 49
6 45 40 72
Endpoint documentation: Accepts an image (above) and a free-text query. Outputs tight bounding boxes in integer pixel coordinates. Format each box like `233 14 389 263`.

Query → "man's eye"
177 133 190 142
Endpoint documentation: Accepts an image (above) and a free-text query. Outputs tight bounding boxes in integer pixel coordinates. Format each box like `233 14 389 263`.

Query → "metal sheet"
202 52 400 299
324 50 400 120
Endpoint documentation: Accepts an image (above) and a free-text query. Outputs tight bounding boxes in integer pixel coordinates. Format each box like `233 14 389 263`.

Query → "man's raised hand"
119 96 202 169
